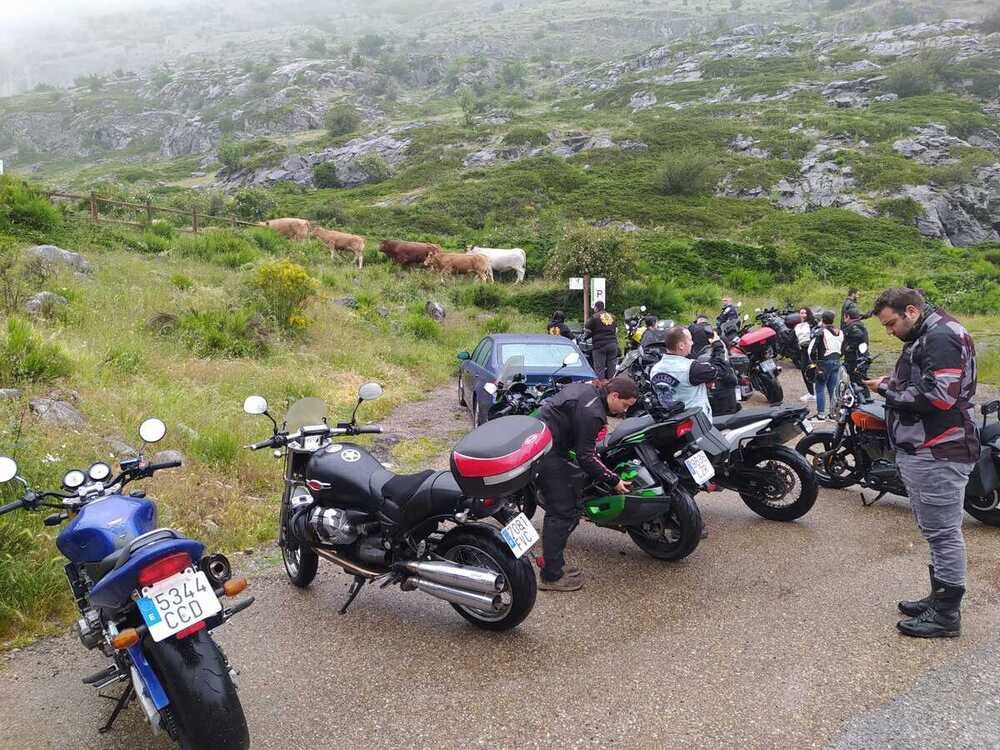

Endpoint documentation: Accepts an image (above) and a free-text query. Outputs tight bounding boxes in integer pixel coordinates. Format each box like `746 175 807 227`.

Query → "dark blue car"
457 333 597 425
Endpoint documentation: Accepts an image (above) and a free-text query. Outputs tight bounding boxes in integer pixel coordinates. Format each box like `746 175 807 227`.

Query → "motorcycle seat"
600 414 656 451
712 405 805 431
380 470 465 527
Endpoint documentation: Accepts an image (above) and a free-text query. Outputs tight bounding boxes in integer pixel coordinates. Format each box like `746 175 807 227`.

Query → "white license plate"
761 359 777 373
500 513 539 559
800 420 813 434
137 569 221 642
684 450 715 485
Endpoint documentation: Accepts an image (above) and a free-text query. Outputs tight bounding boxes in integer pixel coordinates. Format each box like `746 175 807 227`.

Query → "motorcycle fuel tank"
306 442 384 510
56 495 158 564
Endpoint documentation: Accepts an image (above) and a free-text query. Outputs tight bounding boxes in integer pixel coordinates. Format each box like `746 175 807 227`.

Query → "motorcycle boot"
898 565 937 616
896 582 964 639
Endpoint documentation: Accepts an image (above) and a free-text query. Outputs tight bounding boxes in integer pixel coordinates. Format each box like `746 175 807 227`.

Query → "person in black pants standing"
534 377 639 591
585 300 619 378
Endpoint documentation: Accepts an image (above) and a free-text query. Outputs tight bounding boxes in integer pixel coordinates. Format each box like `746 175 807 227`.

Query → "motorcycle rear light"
138 552 192 588
482 497 497 508
675 419 694 438
706 482 717 492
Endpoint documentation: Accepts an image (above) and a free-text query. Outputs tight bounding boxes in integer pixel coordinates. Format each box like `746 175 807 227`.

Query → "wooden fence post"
583 273 591 323
230 214 236 228
90 192 98 223
146 200 153 226
192 207 199 234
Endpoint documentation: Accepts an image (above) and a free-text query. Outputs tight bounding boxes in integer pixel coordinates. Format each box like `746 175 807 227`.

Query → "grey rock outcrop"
30 399 84 426
629 91 657 111
25 245 92 273
0 389 20 400
425 301 446 322
150 450 185 466
24 292 68 316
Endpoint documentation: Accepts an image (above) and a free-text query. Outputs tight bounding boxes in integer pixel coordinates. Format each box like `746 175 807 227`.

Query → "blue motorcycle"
0 418 252 749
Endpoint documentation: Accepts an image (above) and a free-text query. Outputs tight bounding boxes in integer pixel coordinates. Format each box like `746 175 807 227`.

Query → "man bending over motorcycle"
534 377 639 591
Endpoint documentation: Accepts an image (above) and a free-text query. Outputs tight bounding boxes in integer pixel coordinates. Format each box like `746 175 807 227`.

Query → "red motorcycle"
727 325 784 405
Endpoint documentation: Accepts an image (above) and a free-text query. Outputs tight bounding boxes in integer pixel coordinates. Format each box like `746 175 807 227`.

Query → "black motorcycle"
796 355 1000 526
243 383 541 630
0 420 251 749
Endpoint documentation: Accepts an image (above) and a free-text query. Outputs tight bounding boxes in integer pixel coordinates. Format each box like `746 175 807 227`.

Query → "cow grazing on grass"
379 239 441 267
312 226 366 269
259 218 312 241
424 249 493 283
465 245 527 283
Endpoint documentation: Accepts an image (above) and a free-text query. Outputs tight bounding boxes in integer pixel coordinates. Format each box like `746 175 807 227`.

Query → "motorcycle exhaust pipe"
400 560 505 593
402 577 504 612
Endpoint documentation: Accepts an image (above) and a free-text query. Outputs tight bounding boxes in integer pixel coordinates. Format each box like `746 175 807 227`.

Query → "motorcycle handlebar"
248 436 280 451
0 499 24 515
146 460 182 472
354 426 382 434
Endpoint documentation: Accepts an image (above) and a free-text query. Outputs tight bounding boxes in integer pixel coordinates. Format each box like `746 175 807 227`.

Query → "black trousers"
592 343 619 379
535 453 583 581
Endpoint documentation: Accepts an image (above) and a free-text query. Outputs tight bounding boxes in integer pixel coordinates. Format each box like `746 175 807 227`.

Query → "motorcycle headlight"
63 470 86 489
88 462 112 481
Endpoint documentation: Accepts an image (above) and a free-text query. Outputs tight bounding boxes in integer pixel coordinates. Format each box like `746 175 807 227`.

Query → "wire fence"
45 191 258 234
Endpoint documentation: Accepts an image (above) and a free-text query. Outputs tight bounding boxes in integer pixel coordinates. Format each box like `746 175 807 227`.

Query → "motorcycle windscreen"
496 354 527 386
285 397 327 432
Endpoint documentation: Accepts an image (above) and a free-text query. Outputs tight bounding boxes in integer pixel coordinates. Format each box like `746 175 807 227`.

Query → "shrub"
177 308 269 358
0 177 61 233
140 230 171 254
313 162 341 189
618 280 685 319
725 268 774 293
356 152 392 183
233 188 276 221
469 285 509 309
217 139 285 172
170 274 194 291
482 315 511 334
175 231 260 268
657 150 724 196
404 313 441 340
324 105 361 138
244 227 287 254
877 197 924 225
0 317 72 384
545 223 639 290
102 345 143 375
245 259 319 330
885 63 938 98
146 221 176 239
191 428 242 466
503 126 549 148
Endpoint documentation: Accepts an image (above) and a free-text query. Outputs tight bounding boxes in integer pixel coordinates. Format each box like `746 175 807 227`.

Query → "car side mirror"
562 352 581 367
457 351 471 361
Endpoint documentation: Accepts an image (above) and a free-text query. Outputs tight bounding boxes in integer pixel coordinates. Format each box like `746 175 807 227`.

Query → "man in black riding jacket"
717 296 740 336
688 315 713 357
534 377 639 592
842 310 869 380
840 288 863 328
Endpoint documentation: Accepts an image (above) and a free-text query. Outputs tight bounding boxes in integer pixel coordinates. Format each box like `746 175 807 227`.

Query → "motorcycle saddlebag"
450 416 552 497
965 445 999 499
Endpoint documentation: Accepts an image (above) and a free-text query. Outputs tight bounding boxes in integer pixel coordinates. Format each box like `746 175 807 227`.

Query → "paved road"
2 376 999 749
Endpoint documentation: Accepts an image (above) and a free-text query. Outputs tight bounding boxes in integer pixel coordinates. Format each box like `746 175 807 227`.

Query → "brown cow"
423 250 493 283
259 218 312 241
312 226 366 269
379 239 441 267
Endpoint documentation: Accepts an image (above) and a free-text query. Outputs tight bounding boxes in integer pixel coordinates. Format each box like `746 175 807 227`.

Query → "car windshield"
499 343 581 369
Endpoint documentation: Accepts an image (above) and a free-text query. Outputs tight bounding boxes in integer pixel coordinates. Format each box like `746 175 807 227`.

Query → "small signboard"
591 277 606 305
568 277 584 290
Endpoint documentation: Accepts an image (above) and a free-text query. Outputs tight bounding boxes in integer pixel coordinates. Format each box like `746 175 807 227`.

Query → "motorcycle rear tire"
145 631 249 750
965 493 1000 527
738 446 817 521
437 530 537 631
757 371 784 405
796 432 863 489
626 487 703 561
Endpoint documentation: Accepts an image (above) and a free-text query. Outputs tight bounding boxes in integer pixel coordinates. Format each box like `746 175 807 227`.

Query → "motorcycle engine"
857 432 890 461
868 460 904 494
75 608 103 650
302 506 359 545
354 533 389 566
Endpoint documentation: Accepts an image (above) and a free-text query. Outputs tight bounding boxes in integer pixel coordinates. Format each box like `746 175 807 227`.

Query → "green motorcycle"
514 407 723 561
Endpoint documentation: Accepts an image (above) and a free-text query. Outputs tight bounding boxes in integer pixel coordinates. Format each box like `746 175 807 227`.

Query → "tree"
544 223 639 291
324 104 361 138
357 33 387 58
313 162 341 189
458 85 477 127
233 188 275 221
500 60 527 88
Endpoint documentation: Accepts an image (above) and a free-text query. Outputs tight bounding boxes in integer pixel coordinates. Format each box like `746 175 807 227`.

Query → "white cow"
465 245 527 283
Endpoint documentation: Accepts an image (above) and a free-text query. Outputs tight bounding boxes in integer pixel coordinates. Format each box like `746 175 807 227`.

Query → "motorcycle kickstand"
339 575 368 615
860 490 886 507
98 684 134 734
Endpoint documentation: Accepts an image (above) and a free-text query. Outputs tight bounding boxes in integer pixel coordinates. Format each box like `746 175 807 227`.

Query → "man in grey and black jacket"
865 287 978 638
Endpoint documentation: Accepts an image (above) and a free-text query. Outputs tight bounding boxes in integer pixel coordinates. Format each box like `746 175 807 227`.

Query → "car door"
469 338 495 406
463 338 490 401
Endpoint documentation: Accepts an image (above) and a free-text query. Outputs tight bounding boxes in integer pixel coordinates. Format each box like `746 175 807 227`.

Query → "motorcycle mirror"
754 307 761 314
743 313 750 321
0 456 17 483
358 382 384 402
138 418 166 444
562 352 581 367
483 382 498 396
640 305 646 312
736 301 743 308
243 395 269 415
858 342 869 354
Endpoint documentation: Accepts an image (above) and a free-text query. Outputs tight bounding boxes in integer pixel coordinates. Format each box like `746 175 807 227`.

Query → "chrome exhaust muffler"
400 560 505 593
402 577 504 611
